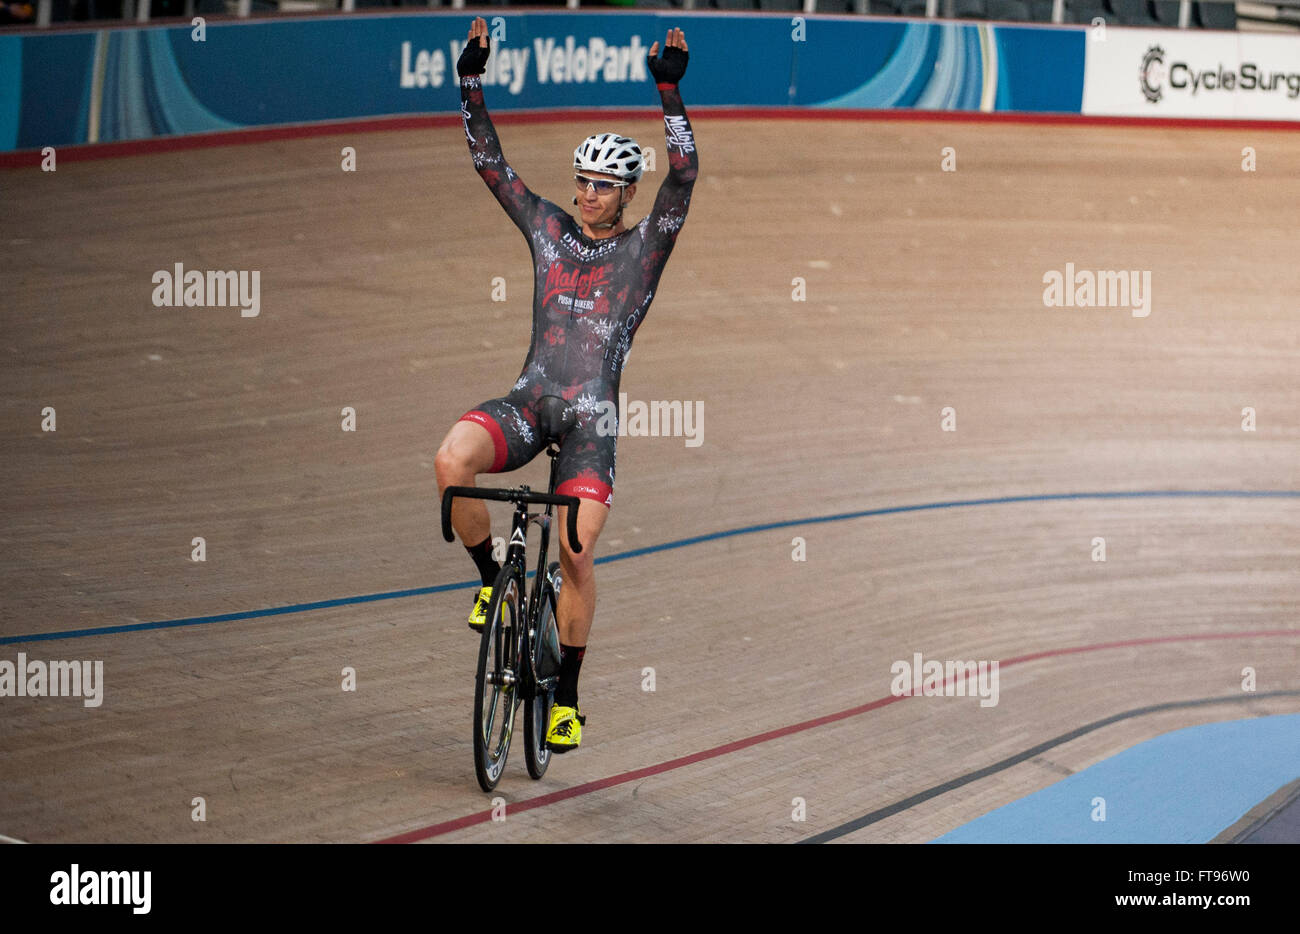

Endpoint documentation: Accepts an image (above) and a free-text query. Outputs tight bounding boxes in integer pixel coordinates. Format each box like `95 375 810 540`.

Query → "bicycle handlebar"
441 486 583 554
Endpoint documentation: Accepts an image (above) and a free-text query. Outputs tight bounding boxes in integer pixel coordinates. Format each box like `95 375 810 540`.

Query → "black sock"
465 535 499 587
554 643 586 708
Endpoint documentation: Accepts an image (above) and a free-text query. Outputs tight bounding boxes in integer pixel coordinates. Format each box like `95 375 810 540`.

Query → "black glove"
647 45 688 85
458 35 490 78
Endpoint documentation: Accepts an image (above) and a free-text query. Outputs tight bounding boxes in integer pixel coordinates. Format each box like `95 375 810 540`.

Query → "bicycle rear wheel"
473 565 522 792
524 562 562 780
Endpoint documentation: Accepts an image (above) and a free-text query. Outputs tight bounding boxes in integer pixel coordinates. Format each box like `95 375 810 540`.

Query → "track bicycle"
441 435 583 792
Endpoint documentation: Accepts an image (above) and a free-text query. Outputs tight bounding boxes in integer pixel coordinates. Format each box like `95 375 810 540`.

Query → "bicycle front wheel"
473 565 523 792
524 562 562 780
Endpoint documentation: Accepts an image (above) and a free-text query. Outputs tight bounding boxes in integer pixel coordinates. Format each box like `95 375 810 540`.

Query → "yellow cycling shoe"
545 704 586 754
467 586 492 632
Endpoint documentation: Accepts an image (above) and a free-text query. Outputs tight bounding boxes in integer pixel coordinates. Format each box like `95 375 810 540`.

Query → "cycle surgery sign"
1083 27 1300 120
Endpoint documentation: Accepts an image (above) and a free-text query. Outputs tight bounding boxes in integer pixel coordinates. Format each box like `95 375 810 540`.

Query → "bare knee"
435 428 489 488
435 455 466 495
434 444 467 488
560 544 596 586
556 500 607 585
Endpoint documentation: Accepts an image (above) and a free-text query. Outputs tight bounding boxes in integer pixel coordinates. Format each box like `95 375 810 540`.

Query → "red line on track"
377 695 903 843
4 107 1296 168
373 627 1299 843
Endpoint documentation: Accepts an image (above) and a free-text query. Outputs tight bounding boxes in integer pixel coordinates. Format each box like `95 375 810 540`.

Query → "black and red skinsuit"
456 73 698 507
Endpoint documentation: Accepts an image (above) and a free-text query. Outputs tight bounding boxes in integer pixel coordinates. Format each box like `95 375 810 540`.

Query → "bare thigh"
435 420 499 547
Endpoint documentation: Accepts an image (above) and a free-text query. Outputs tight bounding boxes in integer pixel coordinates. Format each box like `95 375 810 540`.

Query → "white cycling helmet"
573 133 643 183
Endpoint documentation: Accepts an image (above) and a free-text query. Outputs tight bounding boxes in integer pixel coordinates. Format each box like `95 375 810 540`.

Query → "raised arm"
642 30 698 256
457 17 541 239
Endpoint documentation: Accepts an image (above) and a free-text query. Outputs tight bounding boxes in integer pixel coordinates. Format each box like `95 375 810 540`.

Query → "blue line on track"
3 489 1297 646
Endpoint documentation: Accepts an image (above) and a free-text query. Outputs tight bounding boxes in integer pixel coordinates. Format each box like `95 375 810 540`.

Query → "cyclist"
436 18 697 753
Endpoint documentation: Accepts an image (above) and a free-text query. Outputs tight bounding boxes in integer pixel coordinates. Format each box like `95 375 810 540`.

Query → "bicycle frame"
501 446 567 694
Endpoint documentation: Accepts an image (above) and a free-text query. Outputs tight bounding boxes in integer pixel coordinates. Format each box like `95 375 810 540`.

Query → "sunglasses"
574 174 629 193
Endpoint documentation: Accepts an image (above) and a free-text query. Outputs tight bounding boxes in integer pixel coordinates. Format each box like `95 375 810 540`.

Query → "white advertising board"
1083 27 1300 120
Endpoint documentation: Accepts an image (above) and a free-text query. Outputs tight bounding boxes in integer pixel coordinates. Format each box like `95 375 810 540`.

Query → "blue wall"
0 12 1086 151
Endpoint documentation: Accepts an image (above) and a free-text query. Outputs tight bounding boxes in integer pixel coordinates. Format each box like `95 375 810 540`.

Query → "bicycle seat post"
545 442 562 496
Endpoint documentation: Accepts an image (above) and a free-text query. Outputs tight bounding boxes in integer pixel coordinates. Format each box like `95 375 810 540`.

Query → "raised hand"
458 16 490 78
647 28 688 85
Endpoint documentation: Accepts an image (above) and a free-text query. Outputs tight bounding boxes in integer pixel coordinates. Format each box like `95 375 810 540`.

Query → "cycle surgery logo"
1138 43 1300 104
1140 45 1165 103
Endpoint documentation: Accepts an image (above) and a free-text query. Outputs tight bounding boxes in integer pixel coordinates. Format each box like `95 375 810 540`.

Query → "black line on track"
799 689 1300 844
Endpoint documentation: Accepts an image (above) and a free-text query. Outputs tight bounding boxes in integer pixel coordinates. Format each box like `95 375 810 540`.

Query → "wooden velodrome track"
1 110 1298 844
